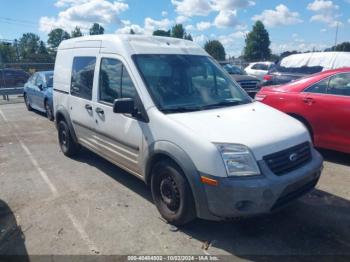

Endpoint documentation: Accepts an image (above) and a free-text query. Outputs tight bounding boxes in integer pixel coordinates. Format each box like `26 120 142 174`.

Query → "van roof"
58 34 207 56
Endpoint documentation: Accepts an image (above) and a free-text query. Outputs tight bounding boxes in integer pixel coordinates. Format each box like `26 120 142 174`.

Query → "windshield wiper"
161 101 248 113
161 106 203 113
200 100 246 110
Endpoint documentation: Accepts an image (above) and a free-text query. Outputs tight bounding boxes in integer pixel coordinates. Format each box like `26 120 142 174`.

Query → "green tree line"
0 23 105 64
1 20 349 65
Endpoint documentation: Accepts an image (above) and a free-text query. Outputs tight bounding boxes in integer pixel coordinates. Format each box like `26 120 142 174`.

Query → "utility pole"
14 39 19 62
334 22 339 51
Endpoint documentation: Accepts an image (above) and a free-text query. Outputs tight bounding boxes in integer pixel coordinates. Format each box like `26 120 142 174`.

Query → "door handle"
85 104 93 110
303 97 315 105
95 107 104 115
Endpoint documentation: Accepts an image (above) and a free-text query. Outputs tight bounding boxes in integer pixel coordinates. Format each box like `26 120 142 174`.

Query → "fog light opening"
235 201 254 211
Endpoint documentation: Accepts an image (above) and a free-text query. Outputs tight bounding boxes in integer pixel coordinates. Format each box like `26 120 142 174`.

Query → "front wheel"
151 160 196 225
45 101 54 121
24 94 32 111
58 121 80 157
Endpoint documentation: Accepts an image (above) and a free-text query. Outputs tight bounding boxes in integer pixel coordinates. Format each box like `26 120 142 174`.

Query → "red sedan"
256 67 350 154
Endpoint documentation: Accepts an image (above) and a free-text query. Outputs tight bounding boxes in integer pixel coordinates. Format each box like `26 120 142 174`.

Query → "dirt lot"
0 102 350 258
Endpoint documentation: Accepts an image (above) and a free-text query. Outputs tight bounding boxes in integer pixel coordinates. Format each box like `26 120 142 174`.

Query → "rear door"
324 73 350 152
92 55 143 177
69 56 99 148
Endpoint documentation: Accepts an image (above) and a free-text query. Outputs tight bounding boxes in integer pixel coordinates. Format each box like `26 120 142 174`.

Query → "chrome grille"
236 80 259 91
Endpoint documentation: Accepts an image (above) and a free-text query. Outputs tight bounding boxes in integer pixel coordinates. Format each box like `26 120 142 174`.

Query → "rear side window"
71 57 96 100
99 58 137 104
328 73 350 97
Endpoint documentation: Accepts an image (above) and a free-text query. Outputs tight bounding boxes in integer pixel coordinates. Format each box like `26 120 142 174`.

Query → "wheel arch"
145 141 215 220
55 107 78 143
288 113 314 141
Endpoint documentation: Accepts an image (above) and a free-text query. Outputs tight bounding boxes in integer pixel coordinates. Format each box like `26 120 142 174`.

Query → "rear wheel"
45 101 54 121
24 94 32 111
58 120 80 157
151 160 196 225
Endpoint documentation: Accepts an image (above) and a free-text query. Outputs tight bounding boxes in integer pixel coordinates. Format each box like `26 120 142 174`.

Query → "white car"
245 62 275 80
53 35 323 225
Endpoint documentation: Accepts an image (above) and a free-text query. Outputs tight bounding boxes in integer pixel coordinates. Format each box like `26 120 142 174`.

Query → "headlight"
216 144 260 177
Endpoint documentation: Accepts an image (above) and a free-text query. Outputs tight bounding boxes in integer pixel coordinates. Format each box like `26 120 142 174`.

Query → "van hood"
167 102 310 160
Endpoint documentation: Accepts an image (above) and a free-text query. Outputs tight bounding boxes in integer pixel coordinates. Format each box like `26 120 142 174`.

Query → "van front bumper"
200 148 323 219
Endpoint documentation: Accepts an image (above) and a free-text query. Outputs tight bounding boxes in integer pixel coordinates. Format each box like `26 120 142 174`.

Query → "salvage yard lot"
0 102 350 257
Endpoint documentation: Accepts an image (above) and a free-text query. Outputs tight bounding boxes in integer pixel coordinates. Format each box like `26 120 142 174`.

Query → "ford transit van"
53 35 323 225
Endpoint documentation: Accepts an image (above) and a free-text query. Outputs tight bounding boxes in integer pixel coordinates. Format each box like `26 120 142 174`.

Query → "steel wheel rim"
59 127 68 148
160 175 180 212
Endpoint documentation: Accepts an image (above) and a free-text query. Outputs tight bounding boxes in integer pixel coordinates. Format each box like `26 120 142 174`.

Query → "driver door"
302 73 350 152
324 73 350 152
34 74 45 110
92 55 144 177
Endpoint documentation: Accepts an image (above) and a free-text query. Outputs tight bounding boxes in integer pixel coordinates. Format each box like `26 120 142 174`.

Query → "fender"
55 106 78 143
145 140 217 220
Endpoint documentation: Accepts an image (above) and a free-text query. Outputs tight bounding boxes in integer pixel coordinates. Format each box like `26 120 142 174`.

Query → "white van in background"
53 35 323 225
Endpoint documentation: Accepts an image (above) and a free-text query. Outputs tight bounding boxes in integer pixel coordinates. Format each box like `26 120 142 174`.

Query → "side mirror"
38 84 43 91
113 98 135 114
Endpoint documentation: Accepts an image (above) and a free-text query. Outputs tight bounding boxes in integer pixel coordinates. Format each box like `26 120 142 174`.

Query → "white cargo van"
53 35 323 225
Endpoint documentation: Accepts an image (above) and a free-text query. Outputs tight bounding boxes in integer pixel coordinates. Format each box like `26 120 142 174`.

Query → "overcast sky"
1 0 349 56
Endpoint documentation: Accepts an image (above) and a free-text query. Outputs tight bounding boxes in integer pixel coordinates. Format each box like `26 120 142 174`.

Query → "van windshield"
133 55 252 113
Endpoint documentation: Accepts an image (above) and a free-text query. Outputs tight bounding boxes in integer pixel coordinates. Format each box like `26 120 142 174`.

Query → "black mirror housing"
38 84 43 91
113 98 135 114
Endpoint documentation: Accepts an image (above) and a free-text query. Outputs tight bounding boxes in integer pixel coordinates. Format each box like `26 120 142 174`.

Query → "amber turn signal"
200 176 218 186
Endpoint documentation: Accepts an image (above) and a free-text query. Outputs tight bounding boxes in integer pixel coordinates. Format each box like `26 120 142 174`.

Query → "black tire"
151 160 196 225
58 120 80 157
45 100 54 121
24 94 32 111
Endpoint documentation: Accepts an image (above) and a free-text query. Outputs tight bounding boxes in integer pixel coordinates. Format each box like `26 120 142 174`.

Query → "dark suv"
220 63 261 97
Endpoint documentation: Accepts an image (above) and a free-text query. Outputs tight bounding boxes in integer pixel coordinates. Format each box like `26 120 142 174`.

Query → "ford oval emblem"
289 153 298 162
